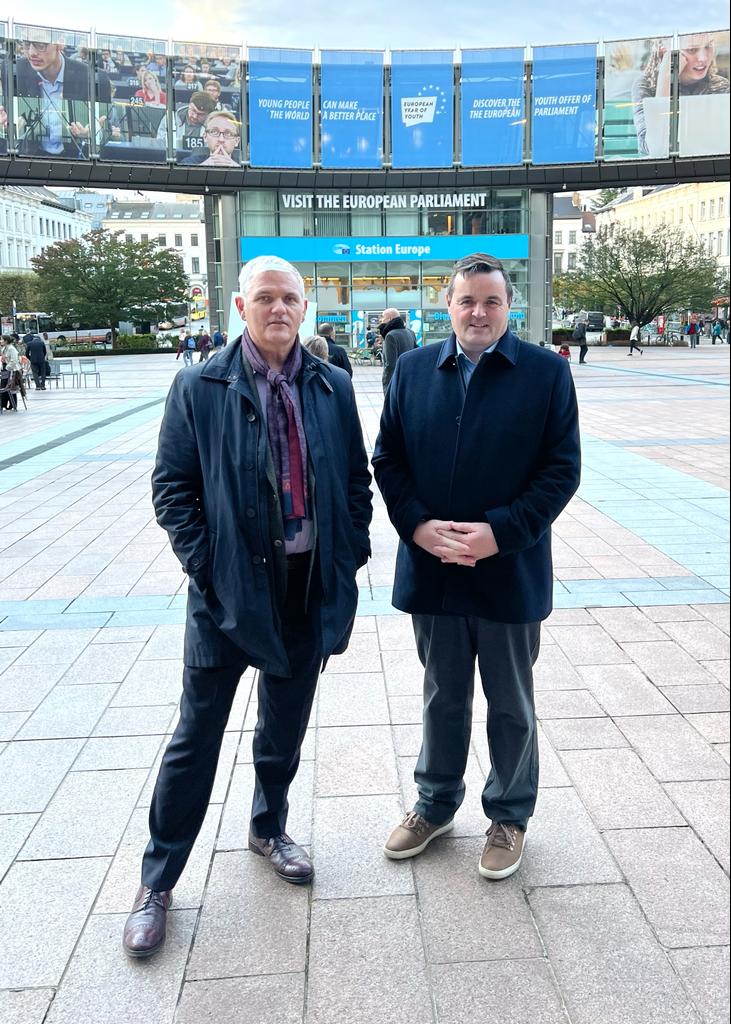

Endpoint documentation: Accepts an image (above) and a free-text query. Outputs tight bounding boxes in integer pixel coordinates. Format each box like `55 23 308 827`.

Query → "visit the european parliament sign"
248 47 312 168
531 43 597 165
390 50 454 168
320 51 383 169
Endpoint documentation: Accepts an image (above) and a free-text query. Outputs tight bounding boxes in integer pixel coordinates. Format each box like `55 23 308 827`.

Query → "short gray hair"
239 256 305 298
446 252 513 303
302 335 329 361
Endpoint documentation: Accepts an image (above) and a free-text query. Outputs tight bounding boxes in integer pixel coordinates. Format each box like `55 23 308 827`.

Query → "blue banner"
390 51 454 168
531 43 597 165
241 234 528 263
248 47 312 168
320 51 383 169
461 48 524 167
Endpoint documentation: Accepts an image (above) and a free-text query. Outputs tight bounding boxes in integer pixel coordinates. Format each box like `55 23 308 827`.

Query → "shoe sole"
383 819 454 860
478 838 526 880
248 841 314 884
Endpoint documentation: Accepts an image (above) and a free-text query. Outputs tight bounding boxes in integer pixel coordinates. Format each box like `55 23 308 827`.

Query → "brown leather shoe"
122 885 173 958
248 831 314 884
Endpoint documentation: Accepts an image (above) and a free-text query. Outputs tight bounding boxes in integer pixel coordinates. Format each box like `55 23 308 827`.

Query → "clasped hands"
413 519 498 568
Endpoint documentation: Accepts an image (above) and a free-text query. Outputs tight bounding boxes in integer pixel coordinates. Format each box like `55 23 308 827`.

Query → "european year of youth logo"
401 85 448 127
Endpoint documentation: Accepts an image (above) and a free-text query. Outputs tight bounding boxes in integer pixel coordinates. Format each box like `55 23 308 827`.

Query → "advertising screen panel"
677 30 730 157
320 50 383 169
13 23 94 160
531 43 597 164
390 50 454 168
0 30 8 155
172 40 242 167
95 34 167 163
461 48 524 167
248 47 312 168
603 36 672 160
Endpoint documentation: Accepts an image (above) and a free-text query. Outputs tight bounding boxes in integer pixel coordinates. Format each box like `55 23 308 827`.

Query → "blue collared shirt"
455 338 498 390
36 55 65 155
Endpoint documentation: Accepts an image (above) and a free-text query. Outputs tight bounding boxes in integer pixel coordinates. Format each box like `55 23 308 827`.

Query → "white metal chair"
79 358 101 388
49 358 80 388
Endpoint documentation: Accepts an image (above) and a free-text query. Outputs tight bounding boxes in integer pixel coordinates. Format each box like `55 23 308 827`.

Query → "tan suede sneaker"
478 822 526 879
383 811 454 860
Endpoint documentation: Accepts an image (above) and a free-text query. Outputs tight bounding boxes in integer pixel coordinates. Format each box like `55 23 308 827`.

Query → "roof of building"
105 201 202 222
552 195 583 220
0 185 77 212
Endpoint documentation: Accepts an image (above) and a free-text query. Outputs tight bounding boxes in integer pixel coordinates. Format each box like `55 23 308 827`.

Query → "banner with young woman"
95 33 168 163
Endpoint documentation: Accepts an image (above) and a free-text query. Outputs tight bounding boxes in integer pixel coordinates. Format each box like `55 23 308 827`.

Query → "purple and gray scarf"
241 329 308 534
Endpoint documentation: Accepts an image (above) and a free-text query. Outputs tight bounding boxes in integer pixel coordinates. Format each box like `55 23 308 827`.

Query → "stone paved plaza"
0 345 729 1024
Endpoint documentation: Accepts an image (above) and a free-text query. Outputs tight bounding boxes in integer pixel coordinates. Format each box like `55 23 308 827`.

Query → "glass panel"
94 34 168 163
315 210 350 236
280 211 315 237
423 211 457 235
387 262 420 305
350 262 386 307
421 261 452 307
171 40 241 166
385 210 419 236
351 211 382 235
14 30 92 160
316 263 350 309
293 262 316 302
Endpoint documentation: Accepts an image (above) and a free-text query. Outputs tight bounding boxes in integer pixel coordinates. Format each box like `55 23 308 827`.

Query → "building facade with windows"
0 186 92 272
208 187 549 345
551 195 594 275
103 199 207 308
595 183 730 273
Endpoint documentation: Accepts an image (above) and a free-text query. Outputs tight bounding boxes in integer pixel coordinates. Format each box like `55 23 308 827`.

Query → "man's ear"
234 295 244 317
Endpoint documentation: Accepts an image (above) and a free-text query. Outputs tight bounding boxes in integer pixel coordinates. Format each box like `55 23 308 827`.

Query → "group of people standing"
175 326 227 366
0 330 54 409
121 251 581 959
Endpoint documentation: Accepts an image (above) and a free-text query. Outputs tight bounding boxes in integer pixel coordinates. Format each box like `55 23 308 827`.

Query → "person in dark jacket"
572 318 589 364
379 308 417 393
373 252 580 880
123 255 372 959
319 322 353 377
25 333 48 390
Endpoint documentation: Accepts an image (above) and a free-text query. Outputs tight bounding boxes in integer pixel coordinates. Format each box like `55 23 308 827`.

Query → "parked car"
578 310 605 332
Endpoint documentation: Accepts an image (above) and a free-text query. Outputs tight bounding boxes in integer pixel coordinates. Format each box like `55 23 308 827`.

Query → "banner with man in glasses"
178 108 241 166
95 34 168 164
12 24 109 159
171 41 242 165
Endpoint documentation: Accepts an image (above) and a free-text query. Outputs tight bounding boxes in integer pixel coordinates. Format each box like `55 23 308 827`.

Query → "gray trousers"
412 615 541 830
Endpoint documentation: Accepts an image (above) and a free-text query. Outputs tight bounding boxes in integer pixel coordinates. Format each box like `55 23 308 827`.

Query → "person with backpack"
175 332 196 366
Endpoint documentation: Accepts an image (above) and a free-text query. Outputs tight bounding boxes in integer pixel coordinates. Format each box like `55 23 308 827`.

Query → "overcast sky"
4 0 729 49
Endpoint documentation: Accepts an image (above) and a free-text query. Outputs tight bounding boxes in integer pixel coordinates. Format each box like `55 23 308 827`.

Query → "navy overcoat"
372 330 580 623
152 340 372 674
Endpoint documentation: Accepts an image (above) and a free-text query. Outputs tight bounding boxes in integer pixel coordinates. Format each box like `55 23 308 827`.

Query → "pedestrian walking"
373 252 580 880
628 322 643 356
25 333 48 389
379 308 417 393
572 318 589 364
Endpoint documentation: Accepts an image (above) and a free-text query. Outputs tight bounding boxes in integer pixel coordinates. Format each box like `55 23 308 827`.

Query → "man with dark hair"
379 307 416 393
174 90 217 153
13 38 111 157
318 322 353 377
373 252 580 880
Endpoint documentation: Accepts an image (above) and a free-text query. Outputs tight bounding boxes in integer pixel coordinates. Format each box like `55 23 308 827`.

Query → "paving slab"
577 663 676 716
664 779 730 872
529 884 702 1024
431 960 569 1024
615 714 729 781
306 896 432 1024
669 947 730 1024
316 724 399 797
175 975 305 1024
0 737 84 813
0 989 56 1024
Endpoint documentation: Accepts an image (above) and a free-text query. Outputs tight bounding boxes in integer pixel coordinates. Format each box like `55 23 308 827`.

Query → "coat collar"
437 330 520 370
200 334 335 390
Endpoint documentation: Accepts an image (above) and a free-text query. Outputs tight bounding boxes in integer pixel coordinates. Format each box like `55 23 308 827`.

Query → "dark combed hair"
446 252 514 303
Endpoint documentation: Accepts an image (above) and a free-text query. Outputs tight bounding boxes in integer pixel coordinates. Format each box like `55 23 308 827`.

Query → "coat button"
455 416 461 424
246 508 256 518
247 412 256 422
252 555 262 565
274 539 283 548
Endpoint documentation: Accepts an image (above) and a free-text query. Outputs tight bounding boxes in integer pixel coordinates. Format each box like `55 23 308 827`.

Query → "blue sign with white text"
531 44 597 165
240 234 529 264
390 51 454 168
320 51 383 169
248 48 313 168
461 49 524 167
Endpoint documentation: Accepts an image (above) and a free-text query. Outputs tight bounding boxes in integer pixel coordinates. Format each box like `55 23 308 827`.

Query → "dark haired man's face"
446 270 511 353
187 101 207 124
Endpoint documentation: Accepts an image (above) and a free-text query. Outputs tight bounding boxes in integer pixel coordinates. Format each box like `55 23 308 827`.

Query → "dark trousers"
628 340 643 354
141 555 321 892
30 361 46 389
412 615 541 830
578 343 588 364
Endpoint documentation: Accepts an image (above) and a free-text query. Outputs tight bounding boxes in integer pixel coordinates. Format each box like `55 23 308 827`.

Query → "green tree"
0 271 42 319
553 272 606 314
569 224 718 327
589 188 624 211
31 230 188 344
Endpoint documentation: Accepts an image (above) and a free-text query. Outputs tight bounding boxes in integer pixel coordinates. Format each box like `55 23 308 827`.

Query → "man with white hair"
123 255 372 958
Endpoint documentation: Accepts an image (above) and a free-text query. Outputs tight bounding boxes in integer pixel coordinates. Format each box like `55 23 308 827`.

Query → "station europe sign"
280 192 490 209
240 234 529 263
